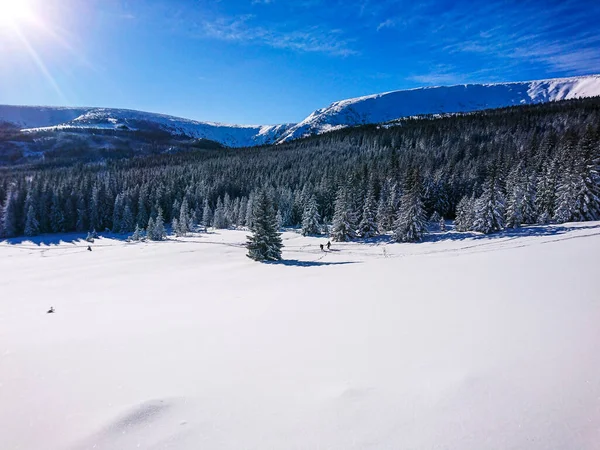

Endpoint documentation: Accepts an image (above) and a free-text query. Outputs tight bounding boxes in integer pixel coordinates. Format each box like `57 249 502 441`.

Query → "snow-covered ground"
1 223 599 450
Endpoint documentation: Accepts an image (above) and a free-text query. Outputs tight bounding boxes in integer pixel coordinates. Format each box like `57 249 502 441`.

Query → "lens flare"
0 0 35 29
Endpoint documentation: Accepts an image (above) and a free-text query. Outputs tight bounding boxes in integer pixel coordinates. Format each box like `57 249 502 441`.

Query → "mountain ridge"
1 74 600 148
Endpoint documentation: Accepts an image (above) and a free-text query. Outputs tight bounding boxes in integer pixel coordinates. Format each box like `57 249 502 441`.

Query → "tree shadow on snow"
265 259 358 267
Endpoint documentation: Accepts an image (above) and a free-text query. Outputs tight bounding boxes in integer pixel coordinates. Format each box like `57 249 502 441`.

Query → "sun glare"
0 0 35 29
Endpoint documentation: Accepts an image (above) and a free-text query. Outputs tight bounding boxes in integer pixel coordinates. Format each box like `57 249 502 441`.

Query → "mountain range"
1 74 600 151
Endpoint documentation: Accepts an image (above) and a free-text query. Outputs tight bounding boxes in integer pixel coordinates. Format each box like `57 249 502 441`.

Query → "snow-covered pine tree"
120 204 135 233
153 208 166 240
505 165 525 228
331 186 356 242
50 192 65 233
112 193 123 233
358 186 378 238
376 181 398 233
439 216 446 231
202 199 212 230
393 169 427 242
276 209 283 230
178 198 191 235
301 195 321 236
24 204 39 237
130 224 143 241
246 190 283 261
213 196 228 229
535 158 558 223
171 217 180 236
146 217 155 240
573 131 600 221
23 190 39 237
454 195 475 232
473 168 505 234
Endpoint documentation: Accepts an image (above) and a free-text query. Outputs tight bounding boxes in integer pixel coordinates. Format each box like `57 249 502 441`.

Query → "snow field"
1 223 599 449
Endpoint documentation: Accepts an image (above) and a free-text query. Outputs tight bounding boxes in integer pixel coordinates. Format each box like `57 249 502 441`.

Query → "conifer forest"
1 98 599 242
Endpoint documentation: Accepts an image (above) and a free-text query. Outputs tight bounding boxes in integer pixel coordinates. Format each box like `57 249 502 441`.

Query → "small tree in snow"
246 191 283 261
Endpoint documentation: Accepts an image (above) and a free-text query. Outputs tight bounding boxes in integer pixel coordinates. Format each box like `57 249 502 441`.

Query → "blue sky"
1 0 599 124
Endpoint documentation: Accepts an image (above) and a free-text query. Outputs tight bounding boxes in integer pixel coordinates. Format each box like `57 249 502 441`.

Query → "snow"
2 74 600 148
1 222 599 449
278 74 600 142
0 105 294 148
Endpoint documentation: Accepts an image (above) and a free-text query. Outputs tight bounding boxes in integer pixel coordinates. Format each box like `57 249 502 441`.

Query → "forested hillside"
1 98 599 240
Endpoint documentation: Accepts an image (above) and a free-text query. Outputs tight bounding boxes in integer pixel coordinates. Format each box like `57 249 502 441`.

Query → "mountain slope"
0 105 293 148
277 74 600 142
1 74 599 149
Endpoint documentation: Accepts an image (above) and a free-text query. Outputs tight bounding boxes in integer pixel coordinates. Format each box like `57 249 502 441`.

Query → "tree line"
1 97 599 243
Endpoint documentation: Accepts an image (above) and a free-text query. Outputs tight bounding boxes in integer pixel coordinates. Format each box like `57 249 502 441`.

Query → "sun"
0 0 35 29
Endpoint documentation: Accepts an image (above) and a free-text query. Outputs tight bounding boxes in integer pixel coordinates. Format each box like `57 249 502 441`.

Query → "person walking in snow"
326 241 331 250
87 245 92 251
320 243 324 251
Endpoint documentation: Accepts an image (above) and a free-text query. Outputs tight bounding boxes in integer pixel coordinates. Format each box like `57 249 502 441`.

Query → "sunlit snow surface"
1 223 599 449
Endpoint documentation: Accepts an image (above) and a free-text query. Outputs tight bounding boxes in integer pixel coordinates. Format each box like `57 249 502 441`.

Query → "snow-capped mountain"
0 105 294 147
276 74 600 142
1 74 599 149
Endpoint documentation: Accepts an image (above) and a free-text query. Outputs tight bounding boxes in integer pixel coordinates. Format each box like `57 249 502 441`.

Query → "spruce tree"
473 169 505 234
393 170 427 243
24 204 40 237
454 196 474 231
246 191 283 261
202 199 212 230
331 186 356 242
358 186 378 238
301 195 321 236
153 208 166 240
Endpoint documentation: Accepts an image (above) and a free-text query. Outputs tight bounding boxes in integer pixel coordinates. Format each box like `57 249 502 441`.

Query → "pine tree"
120 204 135 233
23 191 39 237
246 191 283 261
439 216 446 231
473 169 505 234
178 197 191 235
276 209 283 230
202 199 212 230
171 217 180 236
505 165 525 228
130 224 143 241
146 217 156 240
213 197 228 229
301 195 321 236
153 208 166 240
1 189 18 238
454 195 475 231
393 170 427 243
24 204 40 237
331 186 356 242
50 192 65 233
358 186 378 238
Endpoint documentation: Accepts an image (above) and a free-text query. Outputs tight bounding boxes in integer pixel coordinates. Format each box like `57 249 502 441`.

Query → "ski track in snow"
0 222 599 450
